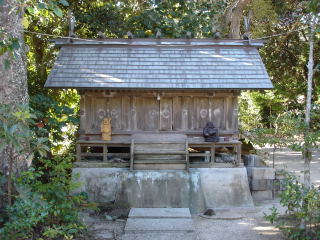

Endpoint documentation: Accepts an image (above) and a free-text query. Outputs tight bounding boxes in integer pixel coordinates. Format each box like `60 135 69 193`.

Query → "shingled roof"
45 39 273 90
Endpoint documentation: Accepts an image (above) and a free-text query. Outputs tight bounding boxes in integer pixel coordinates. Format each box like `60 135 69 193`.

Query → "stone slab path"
122 208 198 240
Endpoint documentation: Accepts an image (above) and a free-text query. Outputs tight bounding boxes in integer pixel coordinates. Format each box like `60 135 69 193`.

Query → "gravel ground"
272 148 320 184
193 200 285 240
83 148 320 240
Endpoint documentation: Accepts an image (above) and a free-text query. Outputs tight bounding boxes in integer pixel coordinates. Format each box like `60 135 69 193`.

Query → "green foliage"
0 28 20 70
239 90 289 132
74 0 226 38
265 171 320 239
1 0 69 70
0 155 95 239
0 191 50 239
30 94 79 153
264 206 279 224
244 111 302 149
0 104 49 160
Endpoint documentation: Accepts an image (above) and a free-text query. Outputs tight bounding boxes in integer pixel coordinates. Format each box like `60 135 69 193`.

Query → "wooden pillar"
211 143 215 165
130 139 134 171
76 143 81 161
103 144 108 162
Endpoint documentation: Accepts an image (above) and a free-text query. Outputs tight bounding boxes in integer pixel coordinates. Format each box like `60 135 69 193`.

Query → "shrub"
0 155 95 239
265 171 320 240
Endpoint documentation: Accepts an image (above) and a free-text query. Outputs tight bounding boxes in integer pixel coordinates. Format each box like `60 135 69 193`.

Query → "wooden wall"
79 91 239 135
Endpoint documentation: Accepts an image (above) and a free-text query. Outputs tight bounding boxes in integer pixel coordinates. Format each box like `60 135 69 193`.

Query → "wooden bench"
188 140 242 166
76 134 241 169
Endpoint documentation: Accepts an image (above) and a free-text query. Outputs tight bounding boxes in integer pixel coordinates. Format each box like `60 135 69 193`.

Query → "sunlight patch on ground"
253 226 280 235
237 221 253 226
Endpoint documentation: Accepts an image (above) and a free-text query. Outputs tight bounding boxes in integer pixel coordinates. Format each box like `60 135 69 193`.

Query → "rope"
21 26 308 44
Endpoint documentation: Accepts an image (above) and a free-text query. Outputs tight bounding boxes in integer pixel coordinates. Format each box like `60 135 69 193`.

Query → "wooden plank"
103 91 238 98
121 95 131 130
84 129 238 135
224 96 233 130
172 96 181 130
173 96 193 130
76 143 81 161
237 142 242 165
79 94 86 134
132 133 187 142
103 144 108 162
183 97 193 130
108 96 122 130
211 144 215 164
186 140 189 172
195 97 209 130
134 143 185 151
136 97 145 130
130 139 134 171
134 151 186 155
190 96 196 130
131 96 137 131
160 97 172 130
136 97 159 131
93 97 107 130
211 97 224 129
85 95 93 131
232 96 239 131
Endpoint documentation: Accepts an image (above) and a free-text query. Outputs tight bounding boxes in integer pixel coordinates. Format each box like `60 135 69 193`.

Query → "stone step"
129 208 191 219
124 218 195 233
122 232 197 240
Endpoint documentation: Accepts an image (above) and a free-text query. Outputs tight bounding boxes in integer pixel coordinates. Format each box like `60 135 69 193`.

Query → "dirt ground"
82 148 320 240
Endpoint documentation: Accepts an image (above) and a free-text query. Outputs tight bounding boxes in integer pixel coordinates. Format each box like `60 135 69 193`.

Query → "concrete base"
123 208 197 240
73 168 253 213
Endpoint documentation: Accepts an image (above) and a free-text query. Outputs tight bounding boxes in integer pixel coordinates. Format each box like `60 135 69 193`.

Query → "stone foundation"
72 168 253 213
244 154 275 200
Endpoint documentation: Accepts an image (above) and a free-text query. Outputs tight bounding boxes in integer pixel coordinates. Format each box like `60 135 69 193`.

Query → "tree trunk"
304 17 315 189
224 0 251 39
0 0 29 206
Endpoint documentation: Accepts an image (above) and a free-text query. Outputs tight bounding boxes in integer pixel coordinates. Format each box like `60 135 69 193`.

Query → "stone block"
252 190 273 201
129 208 191 219
250 179 274 191
252 167 275 180
122 232 197 240
124 218 195 232
246 167 253 178
243 154 267 167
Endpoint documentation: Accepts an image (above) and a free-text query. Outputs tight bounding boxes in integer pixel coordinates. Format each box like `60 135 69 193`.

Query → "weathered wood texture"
80 91 238 135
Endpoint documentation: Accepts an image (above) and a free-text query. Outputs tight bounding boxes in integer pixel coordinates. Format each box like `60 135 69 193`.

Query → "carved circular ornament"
200 109 208 118
97 109 106 119
161 109 170 118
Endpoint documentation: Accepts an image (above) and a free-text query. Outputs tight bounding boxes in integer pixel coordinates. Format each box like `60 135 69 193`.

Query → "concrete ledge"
122 232 197 240
125 218 195 232
129 208 191 219
72 168 253 213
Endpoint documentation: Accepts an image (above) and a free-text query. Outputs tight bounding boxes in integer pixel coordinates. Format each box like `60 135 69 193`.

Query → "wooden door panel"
160 97 172 130
136 97 159 131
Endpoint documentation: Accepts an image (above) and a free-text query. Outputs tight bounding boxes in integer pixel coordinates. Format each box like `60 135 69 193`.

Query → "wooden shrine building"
45 38 273 171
